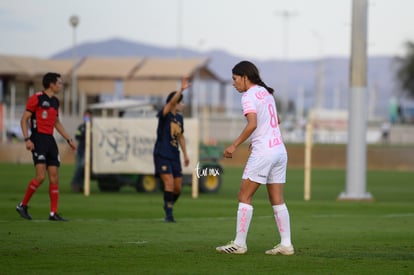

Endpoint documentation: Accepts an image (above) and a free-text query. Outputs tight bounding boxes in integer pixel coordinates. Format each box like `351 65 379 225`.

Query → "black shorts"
153 155 182 178
31 133 60 167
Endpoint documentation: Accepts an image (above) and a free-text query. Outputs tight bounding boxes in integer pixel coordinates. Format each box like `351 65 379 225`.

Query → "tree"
396 41 414 98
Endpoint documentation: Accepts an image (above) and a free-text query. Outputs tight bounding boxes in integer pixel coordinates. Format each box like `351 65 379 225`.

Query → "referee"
16 72 76 221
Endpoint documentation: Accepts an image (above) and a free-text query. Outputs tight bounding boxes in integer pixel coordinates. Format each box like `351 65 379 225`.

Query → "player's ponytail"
257 79 274 94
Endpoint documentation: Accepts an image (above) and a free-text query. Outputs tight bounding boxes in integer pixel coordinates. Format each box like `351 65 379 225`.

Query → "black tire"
97 177 121 192
136 174 160 193
198 164 222 193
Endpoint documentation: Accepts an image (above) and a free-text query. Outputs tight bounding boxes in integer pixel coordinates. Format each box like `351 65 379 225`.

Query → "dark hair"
166 91 183 104
42 72 61 89
232 61 274 94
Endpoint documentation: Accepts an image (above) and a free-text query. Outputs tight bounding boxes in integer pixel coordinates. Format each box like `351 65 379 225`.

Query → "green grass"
1 163 413 274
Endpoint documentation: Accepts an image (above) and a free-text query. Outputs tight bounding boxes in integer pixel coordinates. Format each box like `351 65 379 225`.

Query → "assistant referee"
16 72 76 221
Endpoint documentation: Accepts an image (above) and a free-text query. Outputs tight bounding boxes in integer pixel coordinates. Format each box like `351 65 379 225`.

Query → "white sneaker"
265 244 294 255
216 241 247 254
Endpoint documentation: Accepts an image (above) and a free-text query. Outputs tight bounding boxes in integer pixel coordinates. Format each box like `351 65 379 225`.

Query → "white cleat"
216 241 247 254
265 244 295 255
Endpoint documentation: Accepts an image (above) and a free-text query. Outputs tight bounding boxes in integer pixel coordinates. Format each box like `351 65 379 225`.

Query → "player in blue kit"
153 78 190 223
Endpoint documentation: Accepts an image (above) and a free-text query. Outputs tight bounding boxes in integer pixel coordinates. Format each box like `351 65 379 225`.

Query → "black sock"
163 191 174 218
173 193 181 204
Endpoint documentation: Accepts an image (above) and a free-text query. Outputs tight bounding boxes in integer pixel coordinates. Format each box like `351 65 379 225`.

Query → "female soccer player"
216 61 294 255
153 77 190 222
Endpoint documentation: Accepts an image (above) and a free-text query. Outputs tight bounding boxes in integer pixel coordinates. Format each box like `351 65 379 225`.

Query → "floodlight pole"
70 15 79 116
275 10 297 114
312 30 324 109
338 0 373 200
177 0 182 58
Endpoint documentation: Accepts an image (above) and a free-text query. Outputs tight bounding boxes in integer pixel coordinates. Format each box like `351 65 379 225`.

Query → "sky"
0 0 413 61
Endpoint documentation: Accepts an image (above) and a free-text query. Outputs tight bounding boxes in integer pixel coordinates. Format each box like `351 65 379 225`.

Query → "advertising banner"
92 117 199 174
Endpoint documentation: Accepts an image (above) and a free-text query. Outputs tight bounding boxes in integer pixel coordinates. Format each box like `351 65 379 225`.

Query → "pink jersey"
241 85 286 156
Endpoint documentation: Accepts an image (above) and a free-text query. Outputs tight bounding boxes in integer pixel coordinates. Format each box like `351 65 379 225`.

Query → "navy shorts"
31 133 60 167
153 155 182 178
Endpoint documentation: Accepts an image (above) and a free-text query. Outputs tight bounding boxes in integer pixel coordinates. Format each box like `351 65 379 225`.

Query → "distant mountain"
52 37 199 58
51 37 242 79
51 37 399 118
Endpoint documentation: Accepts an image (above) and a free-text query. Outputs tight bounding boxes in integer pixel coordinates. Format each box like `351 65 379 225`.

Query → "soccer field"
1 163 413 274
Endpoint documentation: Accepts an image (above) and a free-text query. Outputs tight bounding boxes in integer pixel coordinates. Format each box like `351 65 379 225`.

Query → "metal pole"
296 86 304 120
275 10 297 114
10 83 15 125
70 15 79 116
304 118 313 201
64 86 70 116
338 0 373 200
84 120 91 196
177 0 182 58
313 31 324 109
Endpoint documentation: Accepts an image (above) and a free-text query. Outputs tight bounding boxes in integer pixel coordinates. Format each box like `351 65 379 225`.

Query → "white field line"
3 213 414 223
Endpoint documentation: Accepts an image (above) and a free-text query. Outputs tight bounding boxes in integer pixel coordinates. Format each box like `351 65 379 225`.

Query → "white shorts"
242 153 287 184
